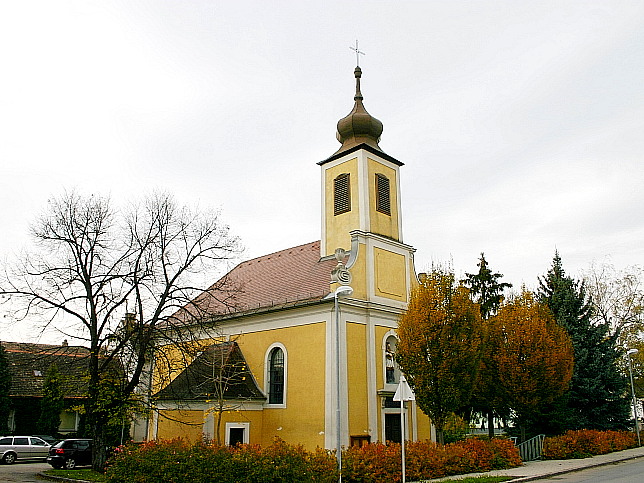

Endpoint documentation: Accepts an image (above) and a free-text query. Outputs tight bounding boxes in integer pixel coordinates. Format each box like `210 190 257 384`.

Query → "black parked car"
47 439 92 469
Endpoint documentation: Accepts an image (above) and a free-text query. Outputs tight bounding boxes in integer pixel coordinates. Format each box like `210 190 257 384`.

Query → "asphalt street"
0 461 50 482
528 457 644 482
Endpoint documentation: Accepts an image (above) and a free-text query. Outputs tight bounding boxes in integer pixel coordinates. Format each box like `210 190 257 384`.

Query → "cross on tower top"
350 40 365 67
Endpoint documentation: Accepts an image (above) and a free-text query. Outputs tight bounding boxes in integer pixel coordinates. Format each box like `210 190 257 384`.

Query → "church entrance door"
384 413 401 443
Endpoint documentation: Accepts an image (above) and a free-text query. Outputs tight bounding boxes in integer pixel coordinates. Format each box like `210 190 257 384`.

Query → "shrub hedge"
542 430 637 460
106 437 522 483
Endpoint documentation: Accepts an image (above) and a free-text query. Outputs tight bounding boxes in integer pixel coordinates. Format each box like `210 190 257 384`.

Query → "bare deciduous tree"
583 262 644 341
0 190 241 470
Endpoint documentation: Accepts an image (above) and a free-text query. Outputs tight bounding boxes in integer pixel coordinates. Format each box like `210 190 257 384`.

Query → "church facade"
145 66 433 449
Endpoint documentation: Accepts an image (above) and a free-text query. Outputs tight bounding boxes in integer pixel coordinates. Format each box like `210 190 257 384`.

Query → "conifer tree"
37 364 64 436
537 252 630 432
462 253 512 437
463 253 513 320
0 345 11 435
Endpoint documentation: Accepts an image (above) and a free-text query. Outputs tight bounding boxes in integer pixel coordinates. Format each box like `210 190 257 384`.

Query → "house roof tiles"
1 342 91 398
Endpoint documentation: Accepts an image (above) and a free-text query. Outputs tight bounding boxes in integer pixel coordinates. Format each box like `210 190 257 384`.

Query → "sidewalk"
426 445 644 482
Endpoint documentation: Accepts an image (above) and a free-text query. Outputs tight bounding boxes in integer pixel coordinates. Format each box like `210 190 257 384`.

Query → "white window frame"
264 342 288 408
383 331 400 388
225 422 250 446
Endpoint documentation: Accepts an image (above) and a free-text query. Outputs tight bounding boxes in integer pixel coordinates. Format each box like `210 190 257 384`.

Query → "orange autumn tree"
396 267 483 444
488 290 574 441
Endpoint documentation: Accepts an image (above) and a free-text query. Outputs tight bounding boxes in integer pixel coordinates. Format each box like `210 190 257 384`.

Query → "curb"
37 473 93 483
505 452 644 482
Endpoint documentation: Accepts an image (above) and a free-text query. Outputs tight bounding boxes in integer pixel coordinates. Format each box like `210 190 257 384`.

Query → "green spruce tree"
462 253 512 437
537 252 630 432
37 364 64 436
0 345 11 435
463 253 513 320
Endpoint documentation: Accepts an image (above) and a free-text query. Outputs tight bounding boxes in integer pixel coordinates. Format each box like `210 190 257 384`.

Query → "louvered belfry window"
334 173 351 215
376 174 391 215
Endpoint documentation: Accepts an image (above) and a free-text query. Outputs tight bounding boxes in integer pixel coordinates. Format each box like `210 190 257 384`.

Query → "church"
144 65 433 450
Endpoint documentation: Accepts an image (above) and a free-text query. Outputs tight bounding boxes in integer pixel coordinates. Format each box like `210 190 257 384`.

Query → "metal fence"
517 434 545 461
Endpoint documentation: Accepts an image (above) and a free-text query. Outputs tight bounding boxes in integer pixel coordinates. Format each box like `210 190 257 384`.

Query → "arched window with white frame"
266 344 287 406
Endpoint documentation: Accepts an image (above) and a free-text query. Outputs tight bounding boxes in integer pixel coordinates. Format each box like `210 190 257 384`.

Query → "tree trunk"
487 410 494 439
90 414 109 472
435 427 445 445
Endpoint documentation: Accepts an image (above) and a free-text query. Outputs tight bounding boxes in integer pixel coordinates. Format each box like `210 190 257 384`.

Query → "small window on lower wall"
226 422 249 446
350 435 371 447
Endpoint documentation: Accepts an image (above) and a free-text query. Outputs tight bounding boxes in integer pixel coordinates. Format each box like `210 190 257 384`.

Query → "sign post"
393 375 415 483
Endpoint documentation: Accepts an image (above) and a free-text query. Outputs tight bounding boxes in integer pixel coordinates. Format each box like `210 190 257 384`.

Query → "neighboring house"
148 66 433 449
2 341 89 435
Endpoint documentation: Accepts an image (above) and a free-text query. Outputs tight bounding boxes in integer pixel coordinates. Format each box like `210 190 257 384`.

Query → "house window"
226 422 249 446
268 347 285 405
350 435 371 447
334 173 351 215
375 174 391 215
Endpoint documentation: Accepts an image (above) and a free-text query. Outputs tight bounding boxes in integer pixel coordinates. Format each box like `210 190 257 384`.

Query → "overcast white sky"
1 1 643 342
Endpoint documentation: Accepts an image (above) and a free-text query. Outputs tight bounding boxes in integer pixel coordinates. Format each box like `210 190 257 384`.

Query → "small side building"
2 341 89 436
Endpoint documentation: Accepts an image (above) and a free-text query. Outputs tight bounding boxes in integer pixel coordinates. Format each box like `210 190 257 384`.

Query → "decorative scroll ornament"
331 248 352 285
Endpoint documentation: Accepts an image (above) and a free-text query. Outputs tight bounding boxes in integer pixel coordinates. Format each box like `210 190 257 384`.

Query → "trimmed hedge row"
105 437 522 483
105 438 336 483
542 430 637 459
343 437 521 482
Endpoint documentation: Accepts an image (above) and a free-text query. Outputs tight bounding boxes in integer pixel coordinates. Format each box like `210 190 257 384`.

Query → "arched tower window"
384 335 399 385
268 346 285 405
334 173 351 215
375 173 391 215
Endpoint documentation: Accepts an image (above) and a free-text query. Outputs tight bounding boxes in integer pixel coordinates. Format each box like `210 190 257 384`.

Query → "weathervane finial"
350 40 365 67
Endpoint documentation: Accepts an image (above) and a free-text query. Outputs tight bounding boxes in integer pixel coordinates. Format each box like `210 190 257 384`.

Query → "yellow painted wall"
414 405 433 441
374 247 407 302
374 325 390 392
236 321 327 449
324 158 359 256
156 409 204 442
367 158 399 240
212 409 264 445
346 322 369 439
344 241 367 300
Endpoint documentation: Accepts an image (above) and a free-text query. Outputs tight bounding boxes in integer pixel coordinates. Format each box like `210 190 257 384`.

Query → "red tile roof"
171 241 336 323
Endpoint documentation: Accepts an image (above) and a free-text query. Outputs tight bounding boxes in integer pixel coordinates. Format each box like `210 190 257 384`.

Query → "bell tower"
319 67 416 304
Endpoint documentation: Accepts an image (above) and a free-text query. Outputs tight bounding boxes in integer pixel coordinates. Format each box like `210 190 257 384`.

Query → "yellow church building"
146 66 433 450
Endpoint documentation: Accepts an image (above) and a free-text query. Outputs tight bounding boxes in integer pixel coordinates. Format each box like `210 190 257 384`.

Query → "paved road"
529 456 644 482
0 461 50 482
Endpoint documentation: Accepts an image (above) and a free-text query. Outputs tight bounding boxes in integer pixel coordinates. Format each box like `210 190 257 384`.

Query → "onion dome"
335 66 384 154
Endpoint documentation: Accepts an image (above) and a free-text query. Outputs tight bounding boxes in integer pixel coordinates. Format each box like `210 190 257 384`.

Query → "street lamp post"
333 285 353 482
627 348 640 446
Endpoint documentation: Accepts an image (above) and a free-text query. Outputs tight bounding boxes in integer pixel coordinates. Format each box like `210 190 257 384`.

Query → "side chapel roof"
154 341 264 401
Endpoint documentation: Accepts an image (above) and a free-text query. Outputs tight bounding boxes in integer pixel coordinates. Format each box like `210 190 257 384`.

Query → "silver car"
0 436 51 464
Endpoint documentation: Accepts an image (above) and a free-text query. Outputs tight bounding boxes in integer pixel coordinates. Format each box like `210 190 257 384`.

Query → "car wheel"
64 458 76 469
2 452 16 465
